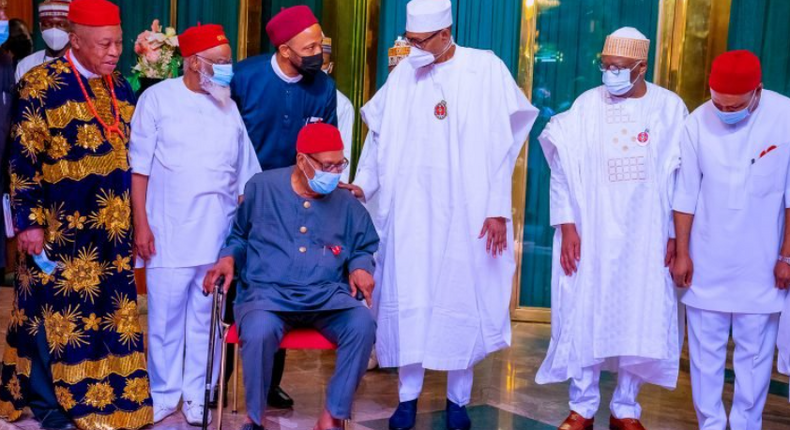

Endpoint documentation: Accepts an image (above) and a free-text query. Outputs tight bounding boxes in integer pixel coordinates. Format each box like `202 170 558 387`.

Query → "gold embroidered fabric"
1 348 31 377
73 406 154 430
51 351 147 386
41 149 130 184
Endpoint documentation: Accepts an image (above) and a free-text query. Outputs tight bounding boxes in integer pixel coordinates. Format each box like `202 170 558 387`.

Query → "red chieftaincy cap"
68 0 121 27
179 24 229 57
297 123 344 155
709 50 762 95
266 5 319 47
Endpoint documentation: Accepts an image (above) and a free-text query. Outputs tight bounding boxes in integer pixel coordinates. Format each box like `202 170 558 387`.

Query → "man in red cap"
672 49 790 430
229 4 338 409
0 1 154 429
129 23 260 426
204 123 378 430
231 5 337 172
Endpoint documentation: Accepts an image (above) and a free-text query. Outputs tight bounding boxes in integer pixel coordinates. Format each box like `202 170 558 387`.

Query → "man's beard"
199 74 231 106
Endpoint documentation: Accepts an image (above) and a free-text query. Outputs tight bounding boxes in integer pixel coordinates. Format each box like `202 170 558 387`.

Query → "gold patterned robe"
0 57 153 430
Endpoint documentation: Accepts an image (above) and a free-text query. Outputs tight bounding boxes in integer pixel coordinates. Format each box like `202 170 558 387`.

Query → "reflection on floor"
0 290 788 430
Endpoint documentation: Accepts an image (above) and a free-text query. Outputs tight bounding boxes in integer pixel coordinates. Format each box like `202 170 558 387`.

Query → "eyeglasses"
196 55 232 66
403 31 441 49
306 155 349 174
597 61 642 75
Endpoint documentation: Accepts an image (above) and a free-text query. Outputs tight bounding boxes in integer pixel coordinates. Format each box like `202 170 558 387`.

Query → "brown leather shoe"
558 411 593 430
609 416 647 430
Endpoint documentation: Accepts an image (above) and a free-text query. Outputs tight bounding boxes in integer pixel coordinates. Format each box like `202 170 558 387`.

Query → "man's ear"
68 32 80 50
278 44 290 59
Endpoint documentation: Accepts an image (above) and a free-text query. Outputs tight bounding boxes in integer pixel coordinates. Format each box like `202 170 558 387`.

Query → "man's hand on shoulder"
17 227 44 256
349 269 375 306
203 256 235 294
338 183 366 202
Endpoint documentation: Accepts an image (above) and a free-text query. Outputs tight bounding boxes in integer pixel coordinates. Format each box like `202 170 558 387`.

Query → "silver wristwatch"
778 255 790 265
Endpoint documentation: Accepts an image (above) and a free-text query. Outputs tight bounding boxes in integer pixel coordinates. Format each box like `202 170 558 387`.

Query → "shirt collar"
271 54 302 84
68 50 100 79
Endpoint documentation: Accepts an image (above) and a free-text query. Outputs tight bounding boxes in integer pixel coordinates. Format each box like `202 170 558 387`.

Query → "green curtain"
728 0 790 96
376 0 521 87
259 0 324 54
177 0 239 59
375 0 408 88
520 0 660 308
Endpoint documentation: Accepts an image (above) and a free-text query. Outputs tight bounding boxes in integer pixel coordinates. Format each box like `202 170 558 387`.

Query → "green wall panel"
728 0 790 96
520 0 660 308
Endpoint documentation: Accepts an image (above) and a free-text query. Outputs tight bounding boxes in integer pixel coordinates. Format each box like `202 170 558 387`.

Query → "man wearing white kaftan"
536 28 687 430
347 1 537 429
129 25 260 426
673 50 790 430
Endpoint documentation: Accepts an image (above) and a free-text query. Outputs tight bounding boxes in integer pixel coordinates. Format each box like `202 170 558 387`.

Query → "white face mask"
407 36 455 69
42 28 69 52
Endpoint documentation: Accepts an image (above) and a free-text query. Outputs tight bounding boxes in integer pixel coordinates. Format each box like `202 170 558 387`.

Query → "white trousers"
146 265 220 409
569 364 643 420
686 306 780 430
398 363 474 406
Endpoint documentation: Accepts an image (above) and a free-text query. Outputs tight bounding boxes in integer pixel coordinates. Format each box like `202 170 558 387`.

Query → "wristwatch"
778 255 790 265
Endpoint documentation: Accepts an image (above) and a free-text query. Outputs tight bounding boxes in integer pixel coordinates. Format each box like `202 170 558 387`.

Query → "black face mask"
290 50 323 77
5 36 33 61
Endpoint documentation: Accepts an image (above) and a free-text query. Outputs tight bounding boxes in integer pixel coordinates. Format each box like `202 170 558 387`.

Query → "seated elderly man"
204 123 378 430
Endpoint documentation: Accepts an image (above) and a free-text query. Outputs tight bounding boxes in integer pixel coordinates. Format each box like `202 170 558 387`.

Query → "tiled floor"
0 289 788 430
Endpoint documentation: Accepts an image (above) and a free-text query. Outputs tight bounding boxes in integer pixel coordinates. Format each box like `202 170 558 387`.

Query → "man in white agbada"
535 27 687 430
128 24 260 425
343 1 537 429
672 50 790 430
15 0 71 82
321 34 355 183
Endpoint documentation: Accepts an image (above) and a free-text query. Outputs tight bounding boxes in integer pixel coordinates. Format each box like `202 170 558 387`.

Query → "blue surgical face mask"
0 21 9 46
714 91 756 125
303 158 341 195
210 63 234 87
33 251 58 275
197 57 234 87
601 62 642 96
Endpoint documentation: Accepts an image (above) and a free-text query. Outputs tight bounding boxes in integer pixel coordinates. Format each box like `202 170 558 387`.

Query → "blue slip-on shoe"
389 399 418 430
445 399 471 430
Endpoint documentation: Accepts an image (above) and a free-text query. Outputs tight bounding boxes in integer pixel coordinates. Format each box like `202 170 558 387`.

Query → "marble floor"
0 289 788 430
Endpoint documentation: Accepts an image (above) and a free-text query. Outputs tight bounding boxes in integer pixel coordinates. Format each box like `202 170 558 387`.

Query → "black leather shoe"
239 423 265 430
445 399 471 430
267 386 294 409
389 399 418 430
37 410 76 430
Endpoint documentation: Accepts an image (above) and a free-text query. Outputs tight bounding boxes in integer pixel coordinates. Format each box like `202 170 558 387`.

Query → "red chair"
216 325 343 430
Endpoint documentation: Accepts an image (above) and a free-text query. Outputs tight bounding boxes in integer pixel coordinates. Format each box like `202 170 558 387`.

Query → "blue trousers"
238 306 376 425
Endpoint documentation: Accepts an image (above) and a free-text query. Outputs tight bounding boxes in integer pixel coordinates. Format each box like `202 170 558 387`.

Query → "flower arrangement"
128 20 181 92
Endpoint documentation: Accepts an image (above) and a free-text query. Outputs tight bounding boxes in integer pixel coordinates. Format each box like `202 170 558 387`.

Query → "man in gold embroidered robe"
0 1 153 429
